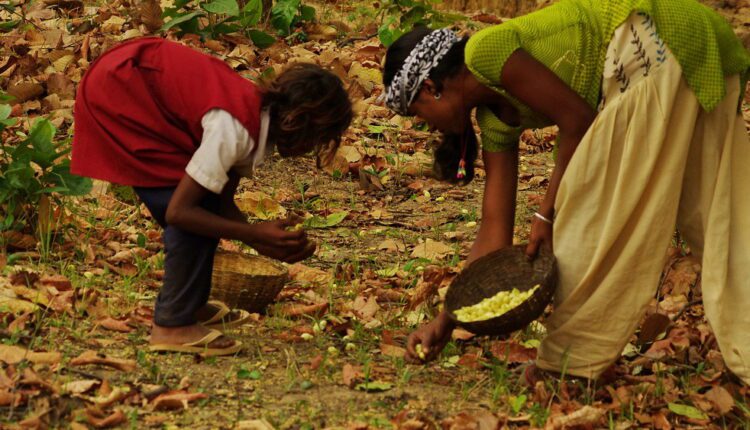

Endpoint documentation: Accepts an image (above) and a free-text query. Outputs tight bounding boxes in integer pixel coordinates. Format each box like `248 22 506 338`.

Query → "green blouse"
465 0 750 152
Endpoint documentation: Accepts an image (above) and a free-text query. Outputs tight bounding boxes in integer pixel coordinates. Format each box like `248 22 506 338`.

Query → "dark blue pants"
134 187 220 327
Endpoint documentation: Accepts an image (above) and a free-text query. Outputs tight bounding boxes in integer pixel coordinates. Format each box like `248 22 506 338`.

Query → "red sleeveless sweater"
71 37 262 187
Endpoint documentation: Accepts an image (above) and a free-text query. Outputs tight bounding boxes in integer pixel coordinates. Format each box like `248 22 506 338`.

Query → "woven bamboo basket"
210 250 289 313
445 245 557 336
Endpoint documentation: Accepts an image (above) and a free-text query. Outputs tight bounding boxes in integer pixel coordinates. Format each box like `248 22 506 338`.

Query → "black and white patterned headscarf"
384 28 459 115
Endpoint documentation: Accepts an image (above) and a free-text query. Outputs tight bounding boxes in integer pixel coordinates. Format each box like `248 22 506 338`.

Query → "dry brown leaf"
101 15 126 33
70 350 136 372
306 23 338 41
359 170 384 192
45 73 75 99
638 313 672 345
107 249 135 263
287 263 332 285
0 344 61 365
0 390 22 407
0 297 39 314
472 13 504 24
7 81 44 103
63 379 100 395
547 405 606 429
235 191 286 220
90 386 131 409
12 284 51 307
489 341 537 363
2 231 37 251
606 385 633 410
451 328 475 341
342 364 363 388
151 390 208 410
652 410 672 430
139 0 164 32
235 419 276 430
377 239 406 252
97 317 133 333
323 151 350 176
40 274 72 291
276 302 329 318
85 407 127 428
407 279 440 310
379 343 405 358
705 385 735 415
21 367 59 393
410 239 453 261
374 288 404 302
350 295 380 321
442 410 499 430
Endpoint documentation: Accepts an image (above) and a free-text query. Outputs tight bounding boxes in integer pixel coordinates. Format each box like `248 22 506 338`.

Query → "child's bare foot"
150 323 236 349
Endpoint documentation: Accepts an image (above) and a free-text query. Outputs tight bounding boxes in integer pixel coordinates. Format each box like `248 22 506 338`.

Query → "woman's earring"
434 93 441 100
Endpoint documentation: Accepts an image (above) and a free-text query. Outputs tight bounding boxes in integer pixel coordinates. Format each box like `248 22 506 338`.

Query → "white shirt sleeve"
185 109 255 194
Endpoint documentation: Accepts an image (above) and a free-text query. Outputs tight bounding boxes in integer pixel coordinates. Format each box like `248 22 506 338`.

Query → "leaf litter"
1 0 750 428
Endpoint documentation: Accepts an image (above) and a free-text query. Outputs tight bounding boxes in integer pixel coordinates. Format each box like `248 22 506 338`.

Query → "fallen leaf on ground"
410 239 453 261
547 405 606 429
276 302 329 318
9 270 39 286
235 419 276 430
40 274 72 290
451 328 475 341
379 342 405 358
342 364 363 388
287 263 332 285
90 386 131 409
355 381 392 392
668 402 708 420
378 238 406 252
151 390 208 410
85 407 127 428
638 313 672 345
489 341 537 363
0 344 61 365
235 191 286 220
0 297 39 314
63 379 100 395
442 410 499 430
704 385 734 414
97 317 133 333
349 295 380 321
407 267 451 309
70 350 136 371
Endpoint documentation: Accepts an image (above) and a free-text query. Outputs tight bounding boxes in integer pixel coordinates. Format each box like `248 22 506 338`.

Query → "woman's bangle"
533 212 553 225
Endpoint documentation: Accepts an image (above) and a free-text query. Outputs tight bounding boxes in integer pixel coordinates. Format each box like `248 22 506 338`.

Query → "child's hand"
405 310 454 363
243 217 315 263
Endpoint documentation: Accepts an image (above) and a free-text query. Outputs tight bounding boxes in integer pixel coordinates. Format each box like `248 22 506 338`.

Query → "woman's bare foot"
150 323 236 348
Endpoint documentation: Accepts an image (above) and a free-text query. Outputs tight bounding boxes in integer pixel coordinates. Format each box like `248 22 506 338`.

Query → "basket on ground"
445 245 557 336
211 250 289 313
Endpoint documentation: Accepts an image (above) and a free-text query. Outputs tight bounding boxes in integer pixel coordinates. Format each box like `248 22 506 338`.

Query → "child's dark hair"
434 129 478 185
263 63 353 165
383 27 478 184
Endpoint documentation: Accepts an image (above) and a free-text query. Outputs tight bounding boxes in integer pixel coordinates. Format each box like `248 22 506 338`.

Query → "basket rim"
213 249 289 279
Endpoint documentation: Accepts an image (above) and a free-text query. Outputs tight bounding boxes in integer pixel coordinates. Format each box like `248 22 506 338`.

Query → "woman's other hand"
405 310 455 363
526 214 553 258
